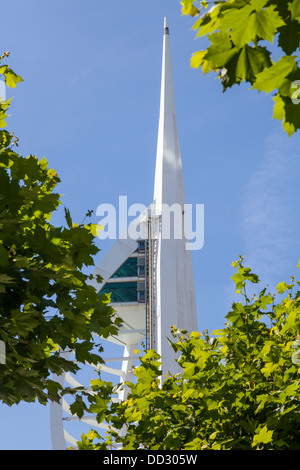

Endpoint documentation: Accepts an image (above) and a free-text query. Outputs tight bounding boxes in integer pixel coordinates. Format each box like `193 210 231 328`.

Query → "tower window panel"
111 257 137 278
138 240 145 252
99 282 137 303
138 265 145 276
137 256 145 266
137 290 145 303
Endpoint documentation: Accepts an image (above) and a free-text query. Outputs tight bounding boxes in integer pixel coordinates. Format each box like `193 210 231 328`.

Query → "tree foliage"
0 53 119 406
181 0 300 136
77 256 300 450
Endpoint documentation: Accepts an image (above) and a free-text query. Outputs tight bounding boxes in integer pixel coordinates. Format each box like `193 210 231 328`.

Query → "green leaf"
210 44 272 90
226 302 245 327
231 272 245 290
278 20 300 55
85 223 102 237
0 65 23 88
261 362 278 377
10 309 39 337
273 93 300 136
64 206 72 228
69 395 88 419
289 0 300 22
89 394 110 422
0 273 15 292
180 0 199 16
192 4 221 37
276 281 288 294
0 244 9 265
221 2 284 48
257 292 273 310
252 55 297 95
234 44 272 84
281 309 298 333
204 31 238 69
86 429 101 441
181 0 199 16
252 425 274 447
191 50 208 70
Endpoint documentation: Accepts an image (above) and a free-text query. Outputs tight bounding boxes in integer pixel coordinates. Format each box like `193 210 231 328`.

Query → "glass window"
138 265 145 276
138 240 145 252
99 282 138 303
111 257 137 278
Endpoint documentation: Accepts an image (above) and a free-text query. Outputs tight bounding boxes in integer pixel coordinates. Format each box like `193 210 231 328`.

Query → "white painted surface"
153 17 197 377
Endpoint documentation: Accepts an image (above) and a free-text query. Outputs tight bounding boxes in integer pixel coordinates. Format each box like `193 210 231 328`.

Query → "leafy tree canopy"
77 256 300 450
181 0 300 136
0 52 119 406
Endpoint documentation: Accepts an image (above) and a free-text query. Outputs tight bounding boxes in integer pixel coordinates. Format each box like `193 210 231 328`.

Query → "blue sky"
1 0 300 450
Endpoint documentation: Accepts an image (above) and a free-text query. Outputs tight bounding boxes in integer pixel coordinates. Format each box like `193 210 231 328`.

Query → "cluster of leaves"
0 54 119 406
77 256 300 450
181 0 300 136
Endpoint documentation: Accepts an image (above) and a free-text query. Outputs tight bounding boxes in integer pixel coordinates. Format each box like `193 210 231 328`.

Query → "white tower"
153 17 197 376
50 17 197 449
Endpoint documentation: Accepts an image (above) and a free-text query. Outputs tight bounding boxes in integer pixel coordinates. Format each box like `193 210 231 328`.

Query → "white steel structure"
50 17 197 449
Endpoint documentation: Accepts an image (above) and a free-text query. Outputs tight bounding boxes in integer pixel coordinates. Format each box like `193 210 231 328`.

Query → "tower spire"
164 16 169 35
153 18 197 376
153 16 182 209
